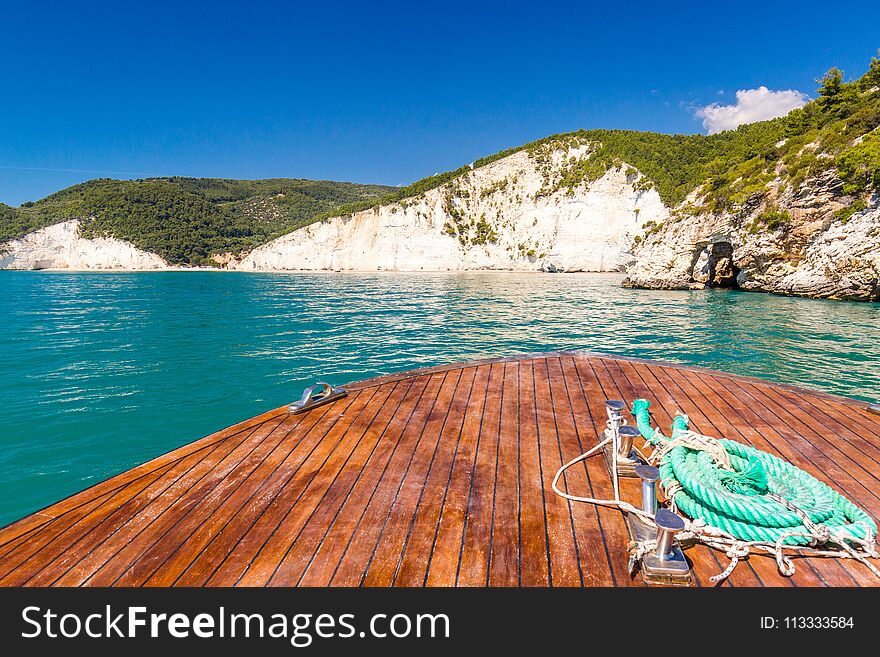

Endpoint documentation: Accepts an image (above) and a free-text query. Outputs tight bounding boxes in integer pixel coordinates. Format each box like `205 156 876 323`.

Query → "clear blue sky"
1 0 879 206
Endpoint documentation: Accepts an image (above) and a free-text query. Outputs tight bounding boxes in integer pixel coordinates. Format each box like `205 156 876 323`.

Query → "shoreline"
3 269 876 303
0 267 629 275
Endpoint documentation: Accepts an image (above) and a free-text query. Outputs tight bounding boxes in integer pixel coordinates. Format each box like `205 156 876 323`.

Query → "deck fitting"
288 381 347 414
628 513 692 586
601 425 643 477
601 442 641 476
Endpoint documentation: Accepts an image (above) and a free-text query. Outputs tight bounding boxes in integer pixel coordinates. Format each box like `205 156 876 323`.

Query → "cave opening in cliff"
707 242 739 289
691 241 741 289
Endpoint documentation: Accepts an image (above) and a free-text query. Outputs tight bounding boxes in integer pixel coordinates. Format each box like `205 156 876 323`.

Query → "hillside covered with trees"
320 51 879 225
623 51 880 301
1 178 395 265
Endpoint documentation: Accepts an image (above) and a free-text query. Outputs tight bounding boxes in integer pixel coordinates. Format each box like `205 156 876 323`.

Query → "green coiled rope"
630 399 877 547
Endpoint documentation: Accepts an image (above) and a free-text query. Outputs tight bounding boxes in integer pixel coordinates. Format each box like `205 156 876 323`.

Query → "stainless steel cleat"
288 381 347 414
639 509 692 585
628 465 660 542
602 424 642 477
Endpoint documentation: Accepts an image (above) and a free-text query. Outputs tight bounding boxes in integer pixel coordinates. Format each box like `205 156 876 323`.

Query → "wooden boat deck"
1 352 879 587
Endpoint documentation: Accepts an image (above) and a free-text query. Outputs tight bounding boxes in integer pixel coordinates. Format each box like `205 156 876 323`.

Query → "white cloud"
696 86 808 134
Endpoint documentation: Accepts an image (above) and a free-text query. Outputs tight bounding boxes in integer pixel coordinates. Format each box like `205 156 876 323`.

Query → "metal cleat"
288 381 347 414
602 424 642 477
640 509 692 586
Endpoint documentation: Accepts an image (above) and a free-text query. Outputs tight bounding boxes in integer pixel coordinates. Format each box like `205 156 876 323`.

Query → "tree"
859 49 880 91
817 67 844 106
784 107 810 137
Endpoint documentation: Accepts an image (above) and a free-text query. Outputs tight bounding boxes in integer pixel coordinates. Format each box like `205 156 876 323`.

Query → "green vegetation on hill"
1 178 395 265
557 53 879 214
319 51 880 221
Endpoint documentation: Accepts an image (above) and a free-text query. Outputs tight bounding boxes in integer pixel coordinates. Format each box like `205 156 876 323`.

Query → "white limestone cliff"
235 147 665 272
0 220 168 271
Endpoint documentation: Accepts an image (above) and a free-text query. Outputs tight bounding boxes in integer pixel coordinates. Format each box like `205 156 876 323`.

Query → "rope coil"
551 399 880 584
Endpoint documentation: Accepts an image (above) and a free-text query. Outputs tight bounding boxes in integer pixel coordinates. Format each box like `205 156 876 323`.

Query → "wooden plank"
354 369 464 587
178 390 370 585
515 359 551 586
84 394 370 586
643 361 814 586
660 365 835 587
703 374 877 586
0 408 288 550
569 356 641 586
424 365 492 586
232 381 405 586
2 352 878 588
773 387 880 463
60 410 324 587
265 376 431 587
2 417 288 586
556 356 618 586
19 430 261 587
0 488 128 565
737 378 880 492
295 373 448 586
614 359 764 587
199 387 388 586
146 395 372 586
0 461 180 586
392 367 478 586
0 418 272 561
533 358 582 586
487 361 521 586
710 374 880 516
108 413 309 586
612 359 746 586
457 362 504 586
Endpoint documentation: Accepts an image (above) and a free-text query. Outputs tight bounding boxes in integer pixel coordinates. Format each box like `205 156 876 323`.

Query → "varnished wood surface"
1 352 879 587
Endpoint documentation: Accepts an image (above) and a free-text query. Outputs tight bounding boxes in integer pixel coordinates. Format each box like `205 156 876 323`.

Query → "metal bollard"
635 464 660 515
604 399 625 431
653 509 686 559
616 425 640 460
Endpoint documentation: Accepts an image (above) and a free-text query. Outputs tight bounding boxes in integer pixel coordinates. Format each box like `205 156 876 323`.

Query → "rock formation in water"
623 61 880 302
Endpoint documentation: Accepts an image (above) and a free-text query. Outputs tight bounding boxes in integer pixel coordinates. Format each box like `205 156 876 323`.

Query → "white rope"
551 435 663 526
647 429 732 470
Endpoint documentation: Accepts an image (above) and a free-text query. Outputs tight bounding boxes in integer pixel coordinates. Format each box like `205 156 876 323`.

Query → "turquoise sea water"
1 270 878 526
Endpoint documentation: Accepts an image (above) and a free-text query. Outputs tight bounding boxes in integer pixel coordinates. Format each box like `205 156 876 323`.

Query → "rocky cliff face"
3 133 875 302
236 147 665 272
624 172 880 302
0 220 168 270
